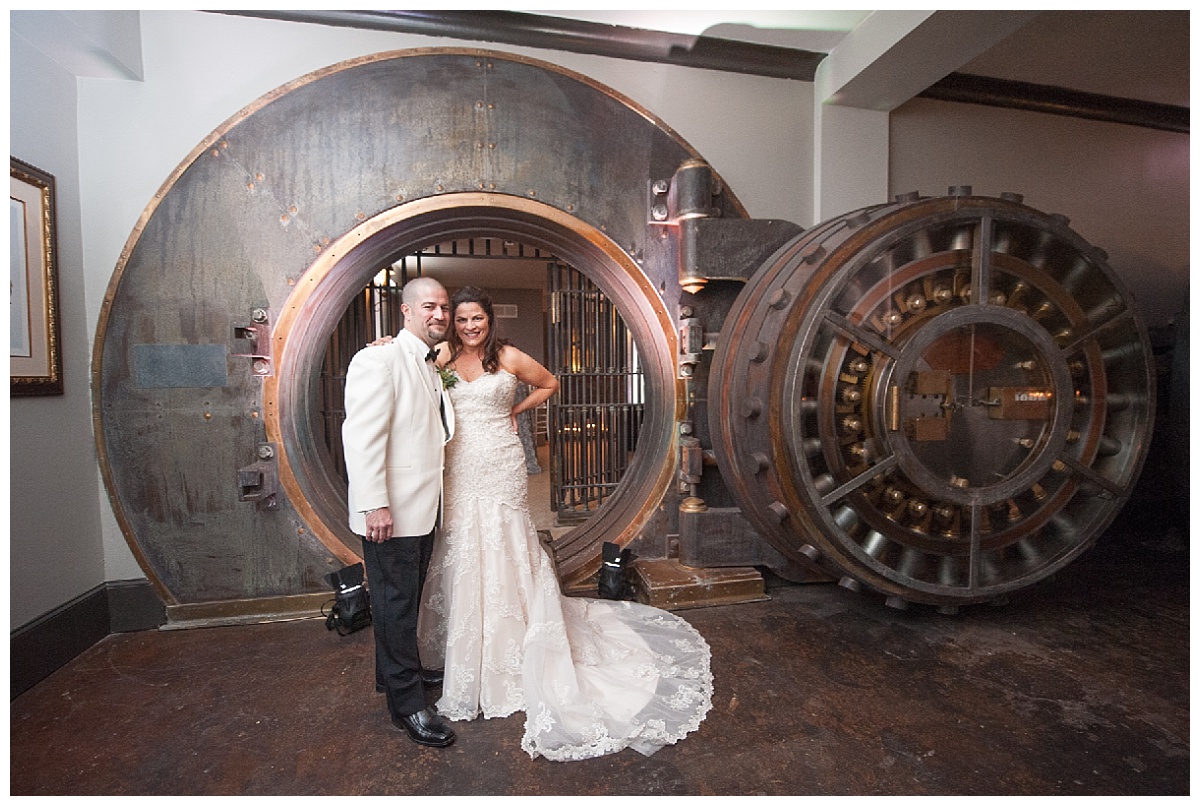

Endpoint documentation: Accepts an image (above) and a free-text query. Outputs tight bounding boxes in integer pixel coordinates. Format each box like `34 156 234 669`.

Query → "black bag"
598 541 636 600
323 563 372 636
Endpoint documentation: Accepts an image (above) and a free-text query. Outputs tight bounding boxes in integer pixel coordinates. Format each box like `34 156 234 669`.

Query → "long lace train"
417 370 713 761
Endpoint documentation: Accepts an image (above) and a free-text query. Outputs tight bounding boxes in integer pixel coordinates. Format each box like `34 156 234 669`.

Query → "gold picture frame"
11 157 62 396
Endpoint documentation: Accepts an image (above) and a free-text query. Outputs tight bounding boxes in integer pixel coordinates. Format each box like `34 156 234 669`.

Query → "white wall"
10 31 106 628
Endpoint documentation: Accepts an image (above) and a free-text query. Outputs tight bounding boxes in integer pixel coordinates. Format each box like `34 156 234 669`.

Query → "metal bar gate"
318 259 416 481
546 260 645 522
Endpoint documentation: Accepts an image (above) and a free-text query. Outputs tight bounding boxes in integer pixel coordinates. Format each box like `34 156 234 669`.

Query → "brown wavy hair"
447 286 509 373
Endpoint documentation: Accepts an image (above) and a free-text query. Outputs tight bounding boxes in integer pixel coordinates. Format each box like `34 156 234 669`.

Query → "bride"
416 285 713 762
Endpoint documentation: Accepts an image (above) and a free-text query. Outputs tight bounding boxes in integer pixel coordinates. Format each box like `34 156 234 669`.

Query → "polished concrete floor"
10 505 1188 796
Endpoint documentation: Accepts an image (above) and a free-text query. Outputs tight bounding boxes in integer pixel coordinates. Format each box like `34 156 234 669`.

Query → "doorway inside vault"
315 236 645 536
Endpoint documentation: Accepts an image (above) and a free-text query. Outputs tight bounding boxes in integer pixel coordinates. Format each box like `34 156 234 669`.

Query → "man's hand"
365 507 393 542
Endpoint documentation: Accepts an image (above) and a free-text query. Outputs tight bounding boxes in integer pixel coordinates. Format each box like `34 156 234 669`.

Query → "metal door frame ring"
262 191 679 579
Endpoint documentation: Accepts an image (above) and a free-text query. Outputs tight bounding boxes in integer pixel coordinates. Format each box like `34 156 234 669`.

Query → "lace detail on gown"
418 369 713 761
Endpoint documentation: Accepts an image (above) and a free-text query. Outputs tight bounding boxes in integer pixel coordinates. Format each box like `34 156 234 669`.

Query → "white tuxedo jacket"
342 329 455 538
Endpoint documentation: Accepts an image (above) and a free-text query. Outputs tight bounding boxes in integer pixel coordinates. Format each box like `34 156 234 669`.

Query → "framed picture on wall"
10 157 63 396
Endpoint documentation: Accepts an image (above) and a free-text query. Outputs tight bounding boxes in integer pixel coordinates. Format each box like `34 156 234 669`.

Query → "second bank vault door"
93 49 1154 626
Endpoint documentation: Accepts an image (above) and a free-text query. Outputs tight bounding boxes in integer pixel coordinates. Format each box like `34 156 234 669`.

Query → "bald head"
400 277 450 346
401 276 446 308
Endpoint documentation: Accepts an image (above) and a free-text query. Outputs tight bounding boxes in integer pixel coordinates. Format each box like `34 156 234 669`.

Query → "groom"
342 276 456 748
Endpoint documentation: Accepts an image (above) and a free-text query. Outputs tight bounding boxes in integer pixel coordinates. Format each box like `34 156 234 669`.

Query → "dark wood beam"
213 9 826 81
920 72 1188 134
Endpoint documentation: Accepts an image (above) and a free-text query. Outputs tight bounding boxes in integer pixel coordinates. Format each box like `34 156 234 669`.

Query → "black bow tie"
425 348 438 363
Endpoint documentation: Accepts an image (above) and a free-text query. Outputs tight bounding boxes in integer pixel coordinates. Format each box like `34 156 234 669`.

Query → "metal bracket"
679 434 703 485
237 442 279 510
231 307 273 378
679 316 702 377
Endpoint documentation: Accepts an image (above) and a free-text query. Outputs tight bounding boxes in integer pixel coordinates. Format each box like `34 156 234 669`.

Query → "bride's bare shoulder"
497 343 530 362
495 344 527 372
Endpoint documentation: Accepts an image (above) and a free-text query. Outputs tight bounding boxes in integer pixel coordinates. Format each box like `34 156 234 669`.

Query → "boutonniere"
437 366 458 390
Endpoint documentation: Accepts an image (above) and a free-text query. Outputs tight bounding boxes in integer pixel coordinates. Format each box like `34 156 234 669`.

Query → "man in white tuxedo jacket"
342 276 457 748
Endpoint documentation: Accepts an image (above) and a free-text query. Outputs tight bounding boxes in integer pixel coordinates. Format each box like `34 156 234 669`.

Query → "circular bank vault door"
710 191 1155 611
93 49 748 623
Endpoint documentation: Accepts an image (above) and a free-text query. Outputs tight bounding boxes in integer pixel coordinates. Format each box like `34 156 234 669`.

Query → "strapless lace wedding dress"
417 369 713 761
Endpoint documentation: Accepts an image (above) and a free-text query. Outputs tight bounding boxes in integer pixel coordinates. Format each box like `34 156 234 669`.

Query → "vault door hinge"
231 307 273 378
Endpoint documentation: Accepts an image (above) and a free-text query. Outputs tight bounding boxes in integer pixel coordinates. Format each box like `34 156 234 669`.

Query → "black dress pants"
361 530 434 719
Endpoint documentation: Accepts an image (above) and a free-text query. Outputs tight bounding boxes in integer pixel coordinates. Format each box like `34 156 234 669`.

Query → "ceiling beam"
920 73 1189 134
213 9 826 81
816 10 1040 110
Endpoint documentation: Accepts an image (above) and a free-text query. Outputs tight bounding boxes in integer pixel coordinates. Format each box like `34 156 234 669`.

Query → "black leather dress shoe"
392 707 456 747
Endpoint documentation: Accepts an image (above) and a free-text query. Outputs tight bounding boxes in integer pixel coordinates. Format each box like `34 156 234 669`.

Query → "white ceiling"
539 9 873 52
955 10 1189 107
543 9 1190 107
411 256 549 291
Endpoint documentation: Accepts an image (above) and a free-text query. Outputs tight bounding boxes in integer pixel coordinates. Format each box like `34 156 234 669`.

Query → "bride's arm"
367 335 455 369
499 345 558 417
362 334 454 365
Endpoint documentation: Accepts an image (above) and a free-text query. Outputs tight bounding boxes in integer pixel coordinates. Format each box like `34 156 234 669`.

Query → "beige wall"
490 288 548 365
889 97 1189 328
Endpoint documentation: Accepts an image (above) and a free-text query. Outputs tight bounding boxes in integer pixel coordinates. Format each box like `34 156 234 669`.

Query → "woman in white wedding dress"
416 286 713 762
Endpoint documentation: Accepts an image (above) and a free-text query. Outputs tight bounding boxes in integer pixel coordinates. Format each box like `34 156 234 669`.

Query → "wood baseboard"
10 579 166 700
